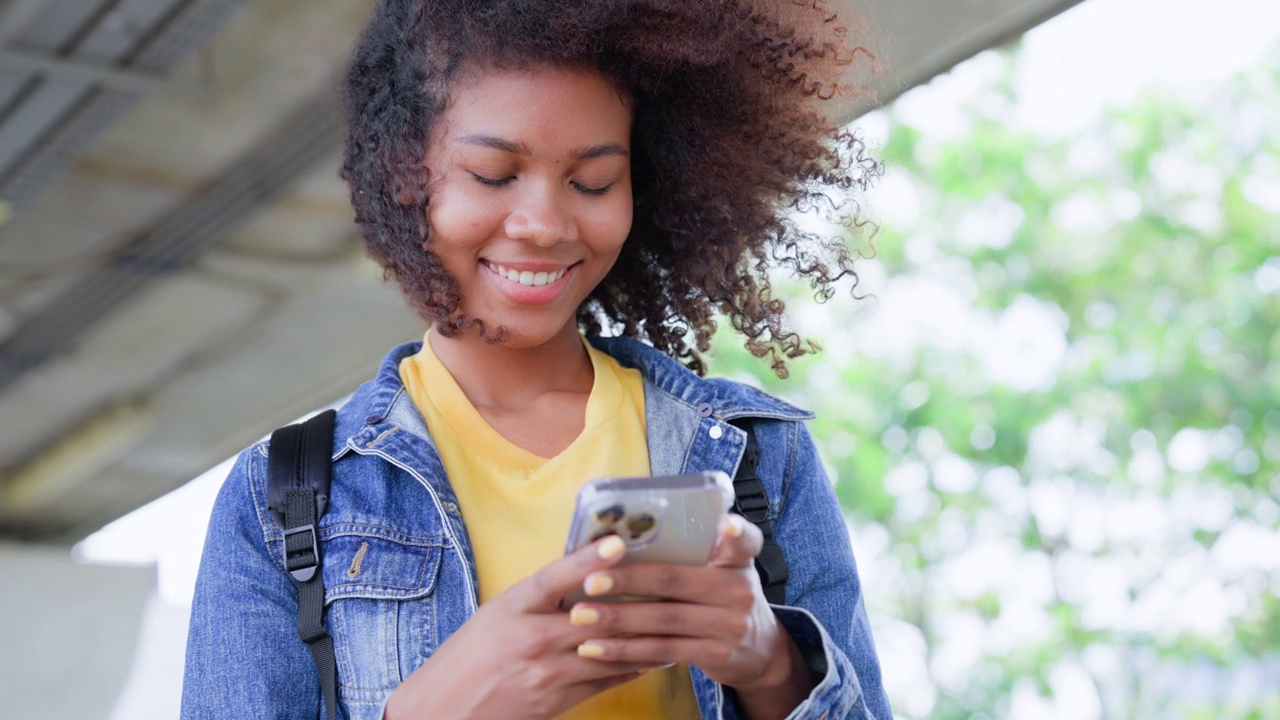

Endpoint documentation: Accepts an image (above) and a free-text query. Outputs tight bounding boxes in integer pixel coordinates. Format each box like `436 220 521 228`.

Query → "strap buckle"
732 477 770 524
284 524 320 582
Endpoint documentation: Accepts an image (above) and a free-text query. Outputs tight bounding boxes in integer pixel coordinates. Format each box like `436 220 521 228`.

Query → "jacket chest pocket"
318 526 445 713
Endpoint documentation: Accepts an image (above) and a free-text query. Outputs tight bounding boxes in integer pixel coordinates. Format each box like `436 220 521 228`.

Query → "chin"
478 317 580 350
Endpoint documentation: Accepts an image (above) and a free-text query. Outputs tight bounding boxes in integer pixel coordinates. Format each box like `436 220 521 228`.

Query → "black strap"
268 409 338 720
729 421 789 605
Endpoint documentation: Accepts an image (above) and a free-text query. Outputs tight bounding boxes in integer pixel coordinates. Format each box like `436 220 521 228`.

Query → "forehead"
435 64 632 150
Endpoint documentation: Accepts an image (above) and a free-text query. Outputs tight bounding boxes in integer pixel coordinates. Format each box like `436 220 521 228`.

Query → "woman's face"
423 64 634 348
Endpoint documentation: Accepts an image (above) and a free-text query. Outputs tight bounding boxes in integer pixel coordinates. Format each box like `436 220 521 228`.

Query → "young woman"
182 1 891 719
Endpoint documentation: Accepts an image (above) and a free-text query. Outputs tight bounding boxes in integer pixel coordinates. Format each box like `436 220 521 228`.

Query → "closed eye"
470 172 514 187
471 172 611 196
573 181 612 196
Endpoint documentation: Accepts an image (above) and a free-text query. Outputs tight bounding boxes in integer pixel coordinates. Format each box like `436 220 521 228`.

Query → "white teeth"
487 262 566 287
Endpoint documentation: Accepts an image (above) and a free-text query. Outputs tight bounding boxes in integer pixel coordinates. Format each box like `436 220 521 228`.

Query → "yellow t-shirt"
399 334 700 720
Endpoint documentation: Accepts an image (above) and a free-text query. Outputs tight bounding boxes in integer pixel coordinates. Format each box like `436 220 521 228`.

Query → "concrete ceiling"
0 0 1085 543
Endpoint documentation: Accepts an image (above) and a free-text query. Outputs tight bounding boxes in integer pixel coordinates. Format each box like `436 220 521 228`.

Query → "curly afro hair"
340 0 880 377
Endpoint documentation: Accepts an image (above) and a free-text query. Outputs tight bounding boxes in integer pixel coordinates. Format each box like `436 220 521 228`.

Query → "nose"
503 181 576 247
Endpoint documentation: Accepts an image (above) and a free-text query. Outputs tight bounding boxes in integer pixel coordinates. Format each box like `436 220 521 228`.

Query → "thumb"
517 534 628 612
706 514 763 569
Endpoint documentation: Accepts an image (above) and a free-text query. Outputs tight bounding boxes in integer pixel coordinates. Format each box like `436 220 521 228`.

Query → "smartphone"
562 470 734 604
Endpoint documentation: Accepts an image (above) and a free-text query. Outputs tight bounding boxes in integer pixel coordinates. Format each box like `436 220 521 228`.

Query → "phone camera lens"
595 504 625 525
627 513 656 539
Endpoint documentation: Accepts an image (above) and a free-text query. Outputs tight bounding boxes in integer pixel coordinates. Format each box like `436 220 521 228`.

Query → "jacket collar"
329 341 422 458
588 335 813 422
336 336 814 455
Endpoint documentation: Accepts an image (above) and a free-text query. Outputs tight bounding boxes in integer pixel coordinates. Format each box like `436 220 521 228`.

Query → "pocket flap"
319 525 444 602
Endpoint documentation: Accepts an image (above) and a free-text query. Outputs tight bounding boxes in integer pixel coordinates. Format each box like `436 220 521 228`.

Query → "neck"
428 322 594 412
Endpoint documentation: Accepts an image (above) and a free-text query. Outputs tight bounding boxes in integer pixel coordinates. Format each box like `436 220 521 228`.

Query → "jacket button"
696 402 714 417
708 425 723 440
365 414 382 425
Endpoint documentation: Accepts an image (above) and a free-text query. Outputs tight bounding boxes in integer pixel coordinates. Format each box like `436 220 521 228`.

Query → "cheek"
585 194 633 253
427 188 502 249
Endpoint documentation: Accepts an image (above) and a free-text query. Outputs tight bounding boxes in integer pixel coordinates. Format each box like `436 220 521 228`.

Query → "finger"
583 563 753 606
569 601 743 642
518 664 648 719
509 613 609 657
575 635 728 671
509 616 666 673
558 669 650 709
706 515 764 569
513 620 665 672
515 535 628 612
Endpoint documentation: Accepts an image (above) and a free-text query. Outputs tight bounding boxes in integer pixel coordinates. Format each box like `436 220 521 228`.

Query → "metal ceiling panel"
0 74 26 112
0 0 105 117
0 86 342 391
13 0 108 50
0 80 83 173
76 0 186 63
0 0 250 210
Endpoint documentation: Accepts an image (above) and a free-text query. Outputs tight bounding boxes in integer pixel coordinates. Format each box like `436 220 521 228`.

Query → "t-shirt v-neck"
398 332 651 600
406 333 630 478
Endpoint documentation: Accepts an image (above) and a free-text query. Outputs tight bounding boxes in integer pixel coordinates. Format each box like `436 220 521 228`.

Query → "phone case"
562 471 734 604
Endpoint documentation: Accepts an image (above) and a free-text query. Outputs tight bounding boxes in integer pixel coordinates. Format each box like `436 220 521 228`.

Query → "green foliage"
708 45 1280 719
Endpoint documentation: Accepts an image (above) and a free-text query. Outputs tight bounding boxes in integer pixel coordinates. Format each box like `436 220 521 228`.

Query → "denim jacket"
181 336 892 720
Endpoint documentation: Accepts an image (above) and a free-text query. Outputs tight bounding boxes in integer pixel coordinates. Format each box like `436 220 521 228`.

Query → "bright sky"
885 0 1280 141
75 0 1280 612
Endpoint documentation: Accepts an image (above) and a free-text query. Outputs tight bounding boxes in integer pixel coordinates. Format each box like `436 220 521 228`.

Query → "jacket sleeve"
760 420 893 720
180 444 327 720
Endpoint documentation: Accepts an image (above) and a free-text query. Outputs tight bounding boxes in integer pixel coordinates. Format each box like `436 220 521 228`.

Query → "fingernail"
570 606 600 625
584 572 614 596
577 642 605 658
598 535 626 560
722 515 743 538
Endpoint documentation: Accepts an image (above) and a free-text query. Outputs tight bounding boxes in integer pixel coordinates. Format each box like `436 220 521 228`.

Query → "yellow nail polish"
584 572 614 596
577 642 605 658
598 535 626 560
723 515 743 538
570 606 600 625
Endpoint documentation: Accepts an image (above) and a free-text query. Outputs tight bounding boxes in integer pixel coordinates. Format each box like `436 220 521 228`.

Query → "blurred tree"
708 43 1280 720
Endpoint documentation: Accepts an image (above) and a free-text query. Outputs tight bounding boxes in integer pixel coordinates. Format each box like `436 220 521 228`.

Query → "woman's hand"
568 515 817 720
384 535 657 720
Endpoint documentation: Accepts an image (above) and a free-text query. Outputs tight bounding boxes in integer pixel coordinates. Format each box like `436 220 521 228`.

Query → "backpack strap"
267 409 338 720
729 420 789 605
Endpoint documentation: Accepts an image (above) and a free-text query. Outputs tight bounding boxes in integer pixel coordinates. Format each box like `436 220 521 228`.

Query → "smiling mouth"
482 260 570 287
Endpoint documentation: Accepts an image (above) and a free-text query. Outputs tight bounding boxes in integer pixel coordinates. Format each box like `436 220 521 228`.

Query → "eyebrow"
456 134 629 161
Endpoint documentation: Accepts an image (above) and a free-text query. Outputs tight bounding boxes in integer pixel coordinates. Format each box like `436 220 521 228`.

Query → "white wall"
0 542 152 719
